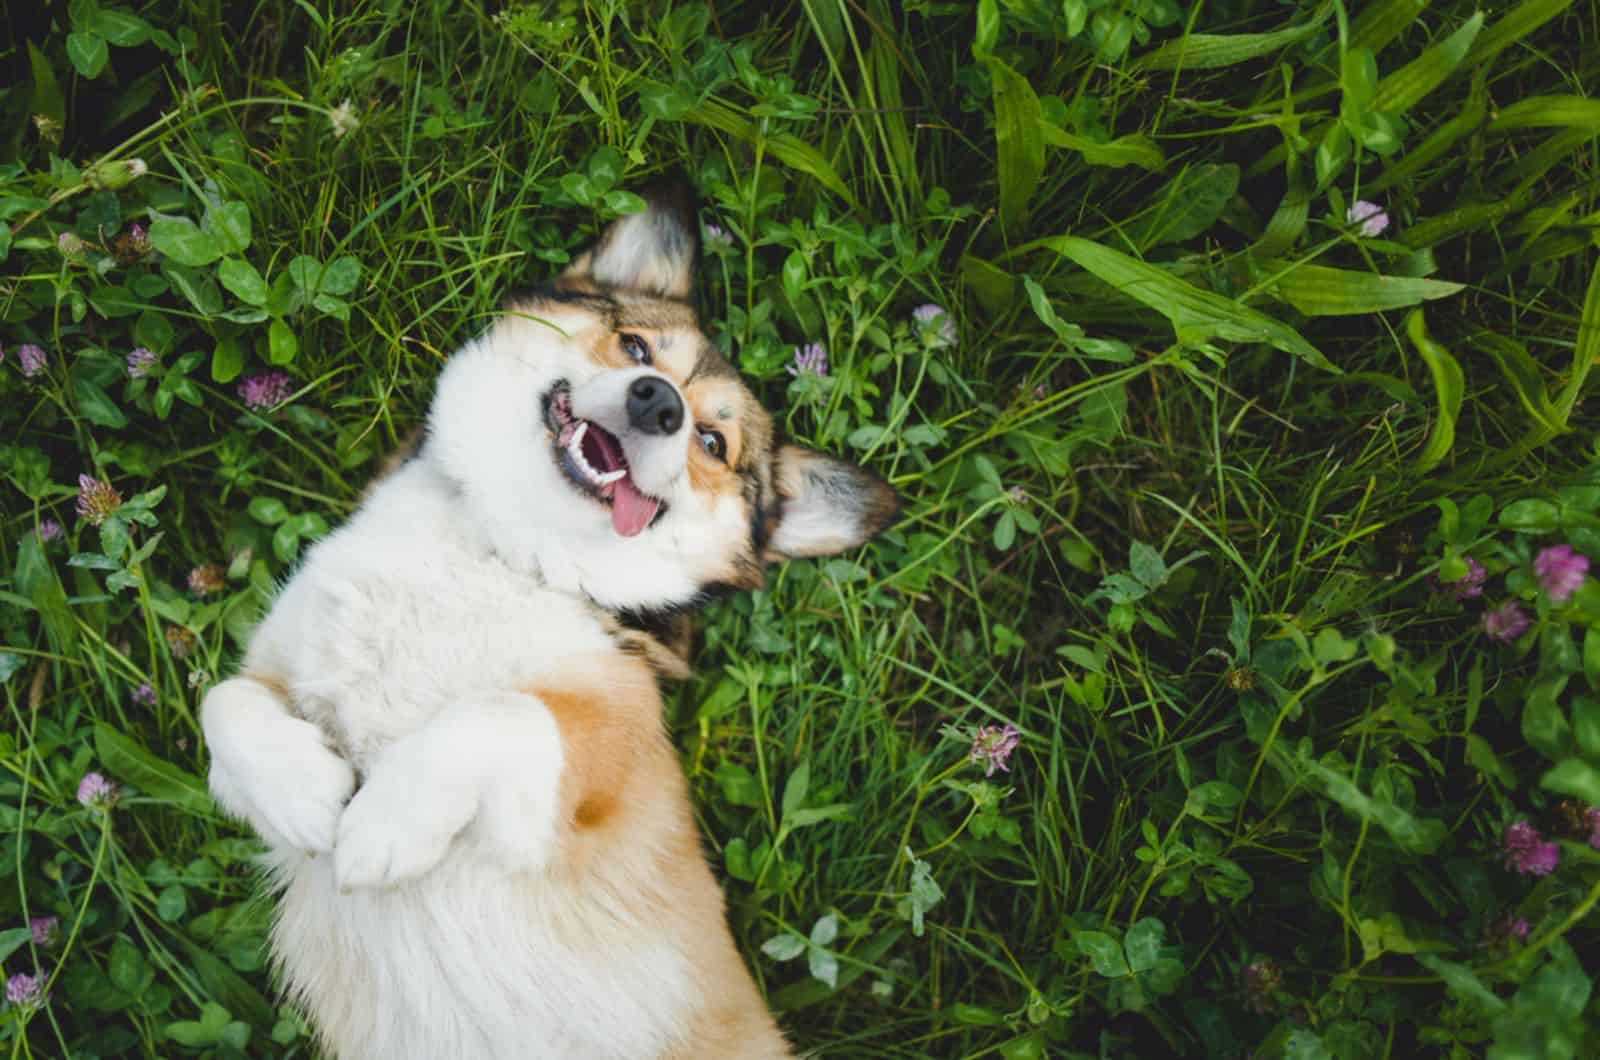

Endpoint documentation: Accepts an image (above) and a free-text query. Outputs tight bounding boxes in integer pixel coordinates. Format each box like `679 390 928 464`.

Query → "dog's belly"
268 850 694 1060
265 538 615 767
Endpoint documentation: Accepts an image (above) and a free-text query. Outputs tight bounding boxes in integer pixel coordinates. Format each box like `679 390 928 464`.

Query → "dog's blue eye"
698 428 726 462
620 333 651 365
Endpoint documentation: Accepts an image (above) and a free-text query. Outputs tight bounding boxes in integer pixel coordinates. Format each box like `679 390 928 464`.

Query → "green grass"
5 0 1600 1056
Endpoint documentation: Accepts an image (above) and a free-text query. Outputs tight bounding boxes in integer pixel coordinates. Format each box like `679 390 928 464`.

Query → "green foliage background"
4 0 1600 1056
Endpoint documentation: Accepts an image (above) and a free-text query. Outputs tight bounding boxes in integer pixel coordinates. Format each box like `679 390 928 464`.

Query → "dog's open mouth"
546 383 663 538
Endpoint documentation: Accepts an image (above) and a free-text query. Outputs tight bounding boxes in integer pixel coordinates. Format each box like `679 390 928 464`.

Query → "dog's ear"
560 184 698 300
765 445 898 560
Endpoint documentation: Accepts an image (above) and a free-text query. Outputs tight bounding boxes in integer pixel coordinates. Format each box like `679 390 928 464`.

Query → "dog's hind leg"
202 675 356 853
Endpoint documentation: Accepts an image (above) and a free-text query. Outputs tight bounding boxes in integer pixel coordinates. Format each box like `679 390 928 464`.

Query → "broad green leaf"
960 254 1017 314
1417 955 1507 1015
163 263 223 316
1466 733 1516 787
1042 236 1336 372
28 41 67 124
91 10 152 45
1266 263 1463 316
1473 332 1565 435
66 31 109 78
73 378 128 429
267 320 298 365
1038 125 1164 171
1407 311 1464 474
217 258 268 306
93 723 211 814
319 256 362 295
0 928 32 963
211 336 244 383
206 201 251 255
1074 931 1130 977
1300 757 1447 853
1137 2 1329 70
1370 14 1482 115
985 56 1045 231
1522 676 1572 757
1022 277 1084 345
1539 758 1600 804
762 933 806 961
88 284 144 318
1123 918 1164 973
1490 95 1600 133
781 760 811 819
672 96 853 204
1134 163 1238 246
149 217 224 267
1573 694 1600 755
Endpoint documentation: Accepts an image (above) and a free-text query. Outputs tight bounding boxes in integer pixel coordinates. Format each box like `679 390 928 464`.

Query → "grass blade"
1042 236 1337 372
1370 13 1483 114
1136 2 1332 71
1408 310 1464 473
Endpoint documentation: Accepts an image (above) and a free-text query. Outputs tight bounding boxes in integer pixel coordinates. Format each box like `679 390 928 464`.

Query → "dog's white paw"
334 757 476 890
210 716 355 854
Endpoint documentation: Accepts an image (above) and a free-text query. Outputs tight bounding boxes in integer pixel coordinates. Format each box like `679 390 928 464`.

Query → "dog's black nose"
626 377 684 436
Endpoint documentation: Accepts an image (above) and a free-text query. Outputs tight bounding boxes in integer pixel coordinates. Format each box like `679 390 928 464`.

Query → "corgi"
199 186 897 1060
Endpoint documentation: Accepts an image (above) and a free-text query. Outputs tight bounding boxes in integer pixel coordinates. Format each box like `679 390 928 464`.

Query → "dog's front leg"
333 693 564 890
202 675 357 853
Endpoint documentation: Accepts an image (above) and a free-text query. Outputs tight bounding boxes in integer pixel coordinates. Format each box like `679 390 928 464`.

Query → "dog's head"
426 187 897 611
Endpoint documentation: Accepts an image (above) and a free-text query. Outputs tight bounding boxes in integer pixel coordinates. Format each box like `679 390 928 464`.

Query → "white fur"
206 453 698 1058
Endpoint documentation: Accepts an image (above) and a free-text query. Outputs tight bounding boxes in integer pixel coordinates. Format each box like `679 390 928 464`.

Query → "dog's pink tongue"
610 476 659 537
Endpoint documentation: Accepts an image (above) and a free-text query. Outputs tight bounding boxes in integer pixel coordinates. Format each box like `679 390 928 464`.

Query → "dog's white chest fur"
252 461 609 765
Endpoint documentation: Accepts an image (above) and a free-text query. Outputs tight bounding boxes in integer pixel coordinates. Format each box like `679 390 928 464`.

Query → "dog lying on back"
200 188 896 1059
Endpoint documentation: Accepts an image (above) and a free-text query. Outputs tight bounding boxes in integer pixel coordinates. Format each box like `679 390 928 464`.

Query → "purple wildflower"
75 475 122 526
702 223 733 249
1347 200 1390 238
787 342 829 378
1485 912 1531 948
237 372 294 410
5 973 43 1008
36 519 62 544
57 232 86 259
1482 600 1531 642
1587 806 1600 850
112 223 152 265
1240 959 1281 1014
969 723 1021 777
1503 821 1559 876
16 344 46 378
131 683 156 708
1534 544 1589 605
29 916 58 947
1430 556 1487 601
126 347 158 378
912 303 958 349
76 772 118 808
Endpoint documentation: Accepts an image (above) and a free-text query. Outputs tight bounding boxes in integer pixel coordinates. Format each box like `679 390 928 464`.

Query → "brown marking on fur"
239 670 291 700
518 645 792 1054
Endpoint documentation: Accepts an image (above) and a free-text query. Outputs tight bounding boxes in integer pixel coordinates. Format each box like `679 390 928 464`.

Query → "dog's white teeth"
569 421 588 449
594 468 626 485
